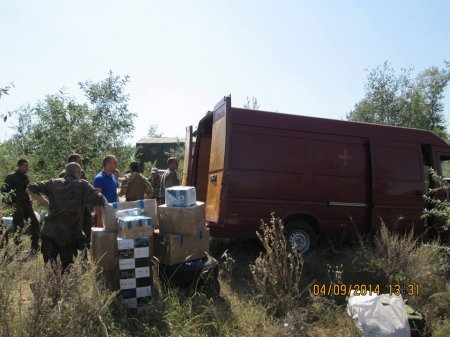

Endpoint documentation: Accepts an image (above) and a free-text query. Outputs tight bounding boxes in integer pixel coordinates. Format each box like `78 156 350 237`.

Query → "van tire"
285 221 317 254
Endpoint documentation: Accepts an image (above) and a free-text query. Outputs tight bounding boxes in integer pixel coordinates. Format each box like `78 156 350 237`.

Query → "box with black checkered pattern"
117 237 152 309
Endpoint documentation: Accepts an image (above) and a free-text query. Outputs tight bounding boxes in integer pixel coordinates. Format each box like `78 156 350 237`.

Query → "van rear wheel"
285 221 317 254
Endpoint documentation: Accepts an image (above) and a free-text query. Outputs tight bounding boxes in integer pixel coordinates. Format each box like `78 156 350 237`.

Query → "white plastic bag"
347 291 411 337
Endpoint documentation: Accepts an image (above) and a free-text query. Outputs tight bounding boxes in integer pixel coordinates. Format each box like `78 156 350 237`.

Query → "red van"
183 96 450 252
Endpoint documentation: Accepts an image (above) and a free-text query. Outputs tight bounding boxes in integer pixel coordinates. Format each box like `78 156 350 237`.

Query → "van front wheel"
285 221 317 254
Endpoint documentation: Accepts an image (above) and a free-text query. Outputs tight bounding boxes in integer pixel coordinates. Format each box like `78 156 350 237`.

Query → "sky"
1 0 449 144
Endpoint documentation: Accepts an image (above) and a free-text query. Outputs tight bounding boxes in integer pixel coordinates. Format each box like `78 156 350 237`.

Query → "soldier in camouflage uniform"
118 161 153 202
58 153 93 249
160 157 181 204
27 163 106 272
149 167 161 203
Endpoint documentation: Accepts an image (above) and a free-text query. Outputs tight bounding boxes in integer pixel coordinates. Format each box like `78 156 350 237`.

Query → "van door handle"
413 190 423 196
210 174 217 182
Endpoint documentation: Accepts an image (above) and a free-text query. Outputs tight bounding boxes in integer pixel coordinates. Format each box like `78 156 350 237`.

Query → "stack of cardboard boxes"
154 186 209 266
90 186 211 308
90 199 157 309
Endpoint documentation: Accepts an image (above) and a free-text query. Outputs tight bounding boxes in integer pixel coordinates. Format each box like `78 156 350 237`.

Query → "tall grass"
1 220 448 337
0 236 116 337
250 215 304 316
354 223 450 337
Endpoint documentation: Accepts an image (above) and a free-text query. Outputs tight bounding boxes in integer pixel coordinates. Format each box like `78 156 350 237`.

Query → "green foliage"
422 169 450 231
243 96 260 110
0 83 14 123
347 61 450 139
0 83 13 100
0 140 21 209
355 223 447 305
147 124 163 138
2 72 136 181
142 160 158 178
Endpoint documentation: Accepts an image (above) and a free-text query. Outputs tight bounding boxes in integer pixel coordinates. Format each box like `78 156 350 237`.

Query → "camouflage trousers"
41 236 79 272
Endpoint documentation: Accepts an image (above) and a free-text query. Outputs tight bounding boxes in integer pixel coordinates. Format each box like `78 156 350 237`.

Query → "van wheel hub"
289 231 310 253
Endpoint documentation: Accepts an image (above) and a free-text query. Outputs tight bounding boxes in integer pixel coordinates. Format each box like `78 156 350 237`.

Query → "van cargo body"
183 96 450 250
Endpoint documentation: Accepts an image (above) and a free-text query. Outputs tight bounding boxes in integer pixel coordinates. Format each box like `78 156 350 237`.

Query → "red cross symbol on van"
338 149 353 166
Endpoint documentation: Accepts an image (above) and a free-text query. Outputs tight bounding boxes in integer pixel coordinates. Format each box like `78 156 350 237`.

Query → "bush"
357 223 444 287
355 221 450 333
422 169 450 232
250 214 304 316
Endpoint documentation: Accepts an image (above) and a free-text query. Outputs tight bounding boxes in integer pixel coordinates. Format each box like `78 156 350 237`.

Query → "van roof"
230 107 449 147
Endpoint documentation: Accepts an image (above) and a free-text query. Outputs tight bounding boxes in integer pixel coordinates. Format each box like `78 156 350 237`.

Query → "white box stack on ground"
118 237 152 310
165 186 197 207
154 187 210 265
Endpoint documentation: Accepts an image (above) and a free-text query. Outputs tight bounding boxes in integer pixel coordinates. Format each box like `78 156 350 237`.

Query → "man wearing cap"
149 167 161 203
160 157 181 204
27 162 106 272
118 161 153 202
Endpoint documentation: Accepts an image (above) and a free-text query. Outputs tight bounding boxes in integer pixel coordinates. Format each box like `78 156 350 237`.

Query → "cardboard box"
116 208 143 218
90 227 119 287
158 202 206 236
103 199 158 232
118 236 152 309
117 215 153 239
165 186 197 207
153 228 209 265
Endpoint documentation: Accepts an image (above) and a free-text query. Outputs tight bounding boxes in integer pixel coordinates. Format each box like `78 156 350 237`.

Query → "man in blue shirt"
93 155 118 203
93 155 118 227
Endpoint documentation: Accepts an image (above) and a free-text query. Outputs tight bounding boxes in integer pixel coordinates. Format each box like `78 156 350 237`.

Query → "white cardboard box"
165 186 197 207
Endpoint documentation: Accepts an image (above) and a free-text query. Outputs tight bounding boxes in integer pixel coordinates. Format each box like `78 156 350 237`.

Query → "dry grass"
0 236 116 337
0 218 448 336
351 223 450 337
250 215 304 316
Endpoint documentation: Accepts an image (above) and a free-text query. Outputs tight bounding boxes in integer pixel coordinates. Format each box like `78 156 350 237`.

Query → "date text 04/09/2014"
311 283 421 297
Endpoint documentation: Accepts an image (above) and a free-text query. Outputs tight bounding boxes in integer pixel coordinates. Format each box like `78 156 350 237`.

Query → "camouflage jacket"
149 176 161 199
118 172 153 201
28 176 106 244
160 169 180 200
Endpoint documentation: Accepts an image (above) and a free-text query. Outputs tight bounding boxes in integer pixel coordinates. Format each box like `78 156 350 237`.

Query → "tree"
347 61 450 139
147 124 163 138
244 96 260 110
0 83 13 100
0 83 14 122
7 72 136 181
